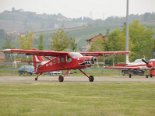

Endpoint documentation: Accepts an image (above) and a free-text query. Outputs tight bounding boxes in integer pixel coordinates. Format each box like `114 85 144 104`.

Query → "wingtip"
0 49 12 52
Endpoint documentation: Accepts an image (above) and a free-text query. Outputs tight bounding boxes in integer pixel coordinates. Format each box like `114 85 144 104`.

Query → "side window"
61 57 65 63
58 58 60 63
67 56 72 62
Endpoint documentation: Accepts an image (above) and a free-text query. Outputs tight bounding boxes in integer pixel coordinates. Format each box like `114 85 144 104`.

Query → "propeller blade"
142 59 148 64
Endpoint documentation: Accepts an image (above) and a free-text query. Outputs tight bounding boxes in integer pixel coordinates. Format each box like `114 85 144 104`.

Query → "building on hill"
87 33 107 45
82 33 107 51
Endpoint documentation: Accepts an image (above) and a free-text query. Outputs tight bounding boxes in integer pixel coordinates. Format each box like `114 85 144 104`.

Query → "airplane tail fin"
33 55 44 73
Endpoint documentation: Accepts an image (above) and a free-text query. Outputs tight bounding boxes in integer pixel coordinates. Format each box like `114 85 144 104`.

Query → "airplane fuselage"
36 52 95 74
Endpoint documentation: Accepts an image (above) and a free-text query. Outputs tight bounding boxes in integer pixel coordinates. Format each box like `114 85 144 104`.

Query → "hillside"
0 9 155 49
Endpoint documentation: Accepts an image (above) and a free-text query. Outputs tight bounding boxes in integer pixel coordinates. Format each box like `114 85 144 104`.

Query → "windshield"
133 59 144 63
69 52 83 58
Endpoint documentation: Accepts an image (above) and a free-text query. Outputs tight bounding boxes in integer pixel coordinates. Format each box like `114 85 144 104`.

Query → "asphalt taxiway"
0 76 155 83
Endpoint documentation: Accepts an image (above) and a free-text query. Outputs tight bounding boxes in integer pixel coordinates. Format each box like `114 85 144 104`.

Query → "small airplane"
105 58 155 78
1 49 129 82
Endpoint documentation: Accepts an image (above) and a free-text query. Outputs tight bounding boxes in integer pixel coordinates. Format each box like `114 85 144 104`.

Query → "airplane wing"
80 51 129 56
1 49 129 57
104 66 140 70
1 49 68 56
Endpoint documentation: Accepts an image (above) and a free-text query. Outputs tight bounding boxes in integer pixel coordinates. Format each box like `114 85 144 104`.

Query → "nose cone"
142 59 153 68
148 62 153 68
91 57 97 64
79 56 97 66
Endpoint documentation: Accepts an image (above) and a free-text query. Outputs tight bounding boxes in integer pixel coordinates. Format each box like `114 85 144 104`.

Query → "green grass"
0 82 155 116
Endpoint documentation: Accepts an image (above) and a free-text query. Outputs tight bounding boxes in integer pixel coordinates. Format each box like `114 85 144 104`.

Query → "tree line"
2 20 155 62
2 29 77 51
89 20 155 62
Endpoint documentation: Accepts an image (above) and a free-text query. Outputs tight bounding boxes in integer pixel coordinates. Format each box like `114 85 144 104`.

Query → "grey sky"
0 0 155 19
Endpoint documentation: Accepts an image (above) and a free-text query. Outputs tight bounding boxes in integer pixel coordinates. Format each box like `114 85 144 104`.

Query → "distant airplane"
105 58 155 78
1 49 129 82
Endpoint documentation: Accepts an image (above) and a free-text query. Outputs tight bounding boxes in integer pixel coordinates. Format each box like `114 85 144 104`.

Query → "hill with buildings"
0 8 155 49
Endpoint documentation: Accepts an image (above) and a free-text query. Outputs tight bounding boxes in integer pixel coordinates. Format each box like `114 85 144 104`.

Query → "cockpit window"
69 52 83 58
66 56 72 62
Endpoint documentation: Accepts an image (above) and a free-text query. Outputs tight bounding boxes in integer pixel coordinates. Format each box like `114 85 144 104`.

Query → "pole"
125 0 129 64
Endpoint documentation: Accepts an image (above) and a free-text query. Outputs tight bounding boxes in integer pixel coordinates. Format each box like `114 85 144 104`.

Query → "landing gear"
35 77 38 81
129 74 132 78
58 70 70 82
89 75 94 82
150 74 153 78
146 75 149 78
79 69 94 82
34 74 41 81
146 74 153 78
58 75 64 82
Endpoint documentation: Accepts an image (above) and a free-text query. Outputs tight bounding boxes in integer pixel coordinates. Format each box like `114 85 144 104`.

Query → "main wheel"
35 77 38 81
89 75 94 82
150 74 153 78
146 75 149 78
59 75 64 82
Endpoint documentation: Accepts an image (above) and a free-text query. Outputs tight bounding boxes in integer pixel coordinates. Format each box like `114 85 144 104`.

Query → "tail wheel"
89 75 94 82
150 74 153 78
59 75 64 82
34 74 41 81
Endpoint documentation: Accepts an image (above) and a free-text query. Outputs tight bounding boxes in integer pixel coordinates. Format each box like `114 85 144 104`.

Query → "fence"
0 61 122 76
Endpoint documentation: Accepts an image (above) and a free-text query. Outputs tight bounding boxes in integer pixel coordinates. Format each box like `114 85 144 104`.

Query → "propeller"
80 57 96 66
142 58 153 68
91 57 97 64
141 58 149 64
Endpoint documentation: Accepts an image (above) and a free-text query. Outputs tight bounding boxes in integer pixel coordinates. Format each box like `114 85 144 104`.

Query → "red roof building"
87 33 107 46
80 33 108 51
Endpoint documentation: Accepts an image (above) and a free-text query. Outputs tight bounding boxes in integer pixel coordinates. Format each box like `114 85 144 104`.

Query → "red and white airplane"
1 49 129 82
105 58 155 78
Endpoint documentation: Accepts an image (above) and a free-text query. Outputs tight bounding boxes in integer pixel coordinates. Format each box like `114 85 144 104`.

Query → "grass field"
0 82 155 116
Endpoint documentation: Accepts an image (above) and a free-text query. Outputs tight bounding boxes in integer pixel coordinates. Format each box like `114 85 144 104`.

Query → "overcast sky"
0 0 155 19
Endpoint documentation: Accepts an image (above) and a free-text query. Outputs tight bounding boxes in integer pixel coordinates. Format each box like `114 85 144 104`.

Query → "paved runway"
0 75 155 83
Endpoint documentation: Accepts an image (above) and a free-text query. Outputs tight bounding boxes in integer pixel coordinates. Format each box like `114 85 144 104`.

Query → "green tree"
106 29 126 63
38 33 44 50
107 29 125 51
129 20 154 60
2 36 16 61
18 32 34 49
2 38 13 49
51 29 74 51
69 38 77 51
89 39 106 52
107 20 154 61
